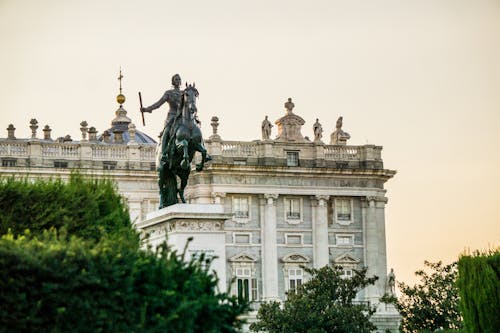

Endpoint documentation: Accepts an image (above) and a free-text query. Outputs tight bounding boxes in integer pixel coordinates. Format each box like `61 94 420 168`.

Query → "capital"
264 193 279 205
315 195 330 206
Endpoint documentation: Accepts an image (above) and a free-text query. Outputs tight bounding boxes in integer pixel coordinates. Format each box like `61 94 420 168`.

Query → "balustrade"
0 142 29 157
324 145 361 161
221 142 257 157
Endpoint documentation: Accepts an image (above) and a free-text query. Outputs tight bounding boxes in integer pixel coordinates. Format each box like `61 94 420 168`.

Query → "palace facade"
0 86 399 331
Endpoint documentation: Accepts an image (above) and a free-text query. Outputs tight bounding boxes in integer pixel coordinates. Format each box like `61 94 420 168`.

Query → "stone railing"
0 142 29 157
0 140 157 165
42 143 80 158
324 145 361 161
221 141 258 157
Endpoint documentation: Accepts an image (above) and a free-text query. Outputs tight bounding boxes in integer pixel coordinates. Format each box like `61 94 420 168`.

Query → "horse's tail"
160 169 178 208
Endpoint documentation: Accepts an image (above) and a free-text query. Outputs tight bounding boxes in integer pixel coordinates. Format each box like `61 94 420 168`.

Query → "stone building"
0 82 399 331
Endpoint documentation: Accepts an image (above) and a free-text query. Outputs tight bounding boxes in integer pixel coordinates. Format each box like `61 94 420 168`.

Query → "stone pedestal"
136 204 232 292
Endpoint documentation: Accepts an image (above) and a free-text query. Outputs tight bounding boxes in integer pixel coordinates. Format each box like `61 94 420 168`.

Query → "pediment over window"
334 253 360 264
229 252 257 263
282 253 310 263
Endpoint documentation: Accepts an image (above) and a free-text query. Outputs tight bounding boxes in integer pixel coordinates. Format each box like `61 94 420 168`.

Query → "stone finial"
275 98 306 142
102 130 111 143
113 129 123 144
313 118 323 143
43 125 52 141
88 127 97 141
128 123 137 144
209 116 221 140
330 116 351 145
29 119 38 139
80 121 89 141
63 135 72 142
261 115 273 140
7 124 16 139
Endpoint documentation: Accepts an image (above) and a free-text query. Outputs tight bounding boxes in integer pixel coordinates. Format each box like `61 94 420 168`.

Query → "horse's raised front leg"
193 142 207 172
177 139 190 170
178 172 188 203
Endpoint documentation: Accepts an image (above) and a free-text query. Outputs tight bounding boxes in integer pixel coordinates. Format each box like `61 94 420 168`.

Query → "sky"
0 0 499 285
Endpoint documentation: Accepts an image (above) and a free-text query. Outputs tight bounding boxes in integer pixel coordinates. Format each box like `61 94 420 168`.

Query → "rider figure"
141 74 183 162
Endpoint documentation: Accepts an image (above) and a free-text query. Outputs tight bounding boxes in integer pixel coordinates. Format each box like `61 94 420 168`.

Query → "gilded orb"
117 94 126 104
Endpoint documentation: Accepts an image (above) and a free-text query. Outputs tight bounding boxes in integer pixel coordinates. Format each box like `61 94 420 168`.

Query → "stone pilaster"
312 195 330 268
262 193 279 301
211 192 226 204
363 196 389 305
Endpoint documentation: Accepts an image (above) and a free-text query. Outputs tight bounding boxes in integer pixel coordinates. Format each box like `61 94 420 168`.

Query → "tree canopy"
0 174 133 242
250 265 378 333
388 260 462 333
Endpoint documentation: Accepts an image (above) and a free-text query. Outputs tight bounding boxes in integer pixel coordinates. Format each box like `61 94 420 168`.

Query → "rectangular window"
234 233 251 244
103 161 117 170
54 161 68 168
233 197 249 218
341 268 353 279
336 234 354 246
288 268 303 292
286 198 301 220
236 268 257 301
1 159 16 167
286 151 299 167
336 198 352 221
234 160 247 165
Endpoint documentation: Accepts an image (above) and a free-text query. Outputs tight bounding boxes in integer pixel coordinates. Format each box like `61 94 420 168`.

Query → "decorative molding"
229 252 258 263
282 252 310 263
167 220 223 232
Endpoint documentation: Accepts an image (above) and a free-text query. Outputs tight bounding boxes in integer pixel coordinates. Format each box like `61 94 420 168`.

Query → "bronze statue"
141 75 209 208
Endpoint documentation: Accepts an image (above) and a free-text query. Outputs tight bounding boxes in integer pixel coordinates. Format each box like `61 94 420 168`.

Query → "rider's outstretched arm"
144 91 169 113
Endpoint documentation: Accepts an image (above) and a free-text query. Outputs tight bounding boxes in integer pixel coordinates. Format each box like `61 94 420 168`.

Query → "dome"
98 106 157 144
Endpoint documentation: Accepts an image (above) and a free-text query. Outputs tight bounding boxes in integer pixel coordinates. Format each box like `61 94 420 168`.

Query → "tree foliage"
0 231 248 333
457 249 500 333
250 265 378 333
0 175 248 332
0 174 133 242
393 261 462 333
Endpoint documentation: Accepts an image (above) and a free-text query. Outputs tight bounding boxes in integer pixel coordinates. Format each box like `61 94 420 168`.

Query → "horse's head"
180 83 198 120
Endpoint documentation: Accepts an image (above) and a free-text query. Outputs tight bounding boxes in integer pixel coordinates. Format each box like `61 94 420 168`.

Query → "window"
234 233 251 244
335 234 354 246
287 268 303 292
103 161 116 170
54 161 68 168
233 160 247 165
232 197 250 220
1 159 16 167
235 267 258 302
286 151 299 166
285 234 302 245
335 198 352 225
340 268 353 279
285 197 302 224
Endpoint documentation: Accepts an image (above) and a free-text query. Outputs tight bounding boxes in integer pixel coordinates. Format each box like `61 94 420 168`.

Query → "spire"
116 67 126 106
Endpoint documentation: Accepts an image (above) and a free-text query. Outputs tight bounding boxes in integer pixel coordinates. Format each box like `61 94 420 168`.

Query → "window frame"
285 233 303 246
233 232 252 245
334 198 354 225
284 197 303 224
231 196 251 223
286 151 299 167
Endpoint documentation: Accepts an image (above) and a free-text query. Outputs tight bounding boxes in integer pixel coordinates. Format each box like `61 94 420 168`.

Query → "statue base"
137 203 232 292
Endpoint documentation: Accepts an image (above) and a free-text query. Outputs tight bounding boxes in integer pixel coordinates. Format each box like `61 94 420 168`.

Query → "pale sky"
1 0 499 285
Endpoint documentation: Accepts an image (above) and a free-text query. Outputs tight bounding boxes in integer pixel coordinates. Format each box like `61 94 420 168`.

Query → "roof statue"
330 116 351 145
261 115 273 140
140 74 210 208
313 118 323 143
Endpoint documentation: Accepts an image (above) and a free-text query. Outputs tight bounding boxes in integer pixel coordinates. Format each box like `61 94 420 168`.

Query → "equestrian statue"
140 74 210 208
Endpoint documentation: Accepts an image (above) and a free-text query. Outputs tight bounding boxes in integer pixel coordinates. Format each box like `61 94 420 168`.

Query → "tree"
457 249 500 333
0 174 133 242
0 231 248 332
0 175 249 332
250 265 378 333
391 261 462 333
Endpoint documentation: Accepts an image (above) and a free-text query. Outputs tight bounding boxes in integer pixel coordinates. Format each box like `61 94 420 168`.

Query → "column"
262 194 279 301
364 196 389 305
312 195 330 268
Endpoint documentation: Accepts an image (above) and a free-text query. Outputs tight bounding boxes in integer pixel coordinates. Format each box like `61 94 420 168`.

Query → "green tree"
457 249 500 333
0 174 133 242
0 231 248 332
392 261 462 333
250 265 378 333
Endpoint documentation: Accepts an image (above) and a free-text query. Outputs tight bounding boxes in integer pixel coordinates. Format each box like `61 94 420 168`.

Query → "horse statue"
156 84 208 208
